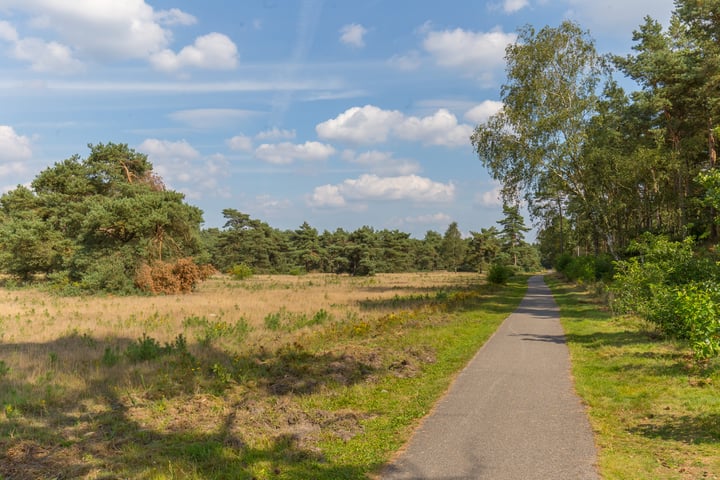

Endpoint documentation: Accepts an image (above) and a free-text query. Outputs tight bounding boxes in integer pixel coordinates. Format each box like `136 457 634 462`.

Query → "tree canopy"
0 143 209 293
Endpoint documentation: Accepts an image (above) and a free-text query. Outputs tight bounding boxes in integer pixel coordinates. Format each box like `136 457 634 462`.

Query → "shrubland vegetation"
0 272 527 479
474 0 720 360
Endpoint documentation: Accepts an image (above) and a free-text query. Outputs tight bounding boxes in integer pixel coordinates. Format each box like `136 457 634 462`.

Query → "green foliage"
124 333 190 363
0 360 9 379
102 347 120 367
0 143 206 294
612 234 720 359
228 263 253 280
556 254 614 283
487 263 514 285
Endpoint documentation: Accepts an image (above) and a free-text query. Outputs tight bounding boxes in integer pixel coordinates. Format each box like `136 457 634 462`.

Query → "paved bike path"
381 276 599 479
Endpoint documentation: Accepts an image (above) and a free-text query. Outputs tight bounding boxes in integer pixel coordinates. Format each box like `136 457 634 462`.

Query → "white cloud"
0 2 239 72
0 21 19 42
475 182 503 207
395 109 473 147
387 50 422 71
339 23 367 48
138 138 200 161
308 184 346 208
255 141 336 165
464 100 504 124
423 27 516 78
0 0 172 60
12 37 84 73
502 0 529 13
316 105 404 144
255 127 296 141
253 194 292 212
341 150 421 176
0 161 26 177
227 135 253 152
317 105 473 147
0 126 32 161
308 174 455 207
154 8 197 26
150 32 239 72
169 108 257 129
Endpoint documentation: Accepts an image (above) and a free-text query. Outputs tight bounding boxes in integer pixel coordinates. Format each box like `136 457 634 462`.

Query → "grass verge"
546 274 720 480
0 274 526 479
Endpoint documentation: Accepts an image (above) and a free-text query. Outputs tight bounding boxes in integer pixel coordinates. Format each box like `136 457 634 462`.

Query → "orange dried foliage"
134 257 216 294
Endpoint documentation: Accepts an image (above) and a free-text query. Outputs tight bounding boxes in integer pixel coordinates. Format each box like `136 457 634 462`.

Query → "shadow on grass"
0 335 380 479
630 413 720 445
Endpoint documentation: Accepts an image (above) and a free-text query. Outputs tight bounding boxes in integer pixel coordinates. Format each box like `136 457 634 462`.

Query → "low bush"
228 263 253 280
135 258 214 294
487 263 514 285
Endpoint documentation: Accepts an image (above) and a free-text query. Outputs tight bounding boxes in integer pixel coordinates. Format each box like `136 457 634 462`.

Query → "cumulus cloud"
423 27 516 79
308 174 455 207
255 141 336 165
464 100 504 124
0 125 32 161
138 138 200 161
339 23 368 48
501 0 529 13
308 184 346 208
316 105 404 144
0 0 171 60
226 134 253 152
394 109 473 147
12 37 84 73
317 105 473 147
150 32 239 72
137 139 231 199
0 2 236 72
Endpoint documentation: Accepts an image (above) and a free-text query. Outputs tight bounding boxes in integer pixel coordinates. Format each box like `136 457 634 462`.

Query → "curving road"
381 275 599 480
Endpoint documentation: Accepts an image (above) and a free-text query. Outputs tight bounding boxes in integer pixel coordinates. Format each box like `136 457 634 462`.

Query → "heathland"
0 272 527 479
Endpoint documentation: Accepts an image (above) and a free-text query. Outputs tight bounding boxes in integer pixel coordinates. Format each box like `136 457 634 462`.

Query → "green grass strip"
546 275 720 480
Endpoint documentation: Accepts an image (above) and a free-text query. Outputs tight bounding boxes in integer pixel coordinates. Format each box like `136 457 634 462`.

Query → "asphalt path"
381 275 599 480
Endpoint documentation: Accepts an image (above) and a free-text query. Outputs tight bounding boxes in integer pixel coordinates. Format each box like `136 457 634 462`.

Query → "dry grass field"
0 271 522 479
0 272 478 345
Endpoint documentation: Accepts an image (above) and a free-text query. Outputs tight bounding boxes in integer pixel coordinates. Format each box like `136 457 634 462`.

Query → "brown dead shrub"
135 258 215 294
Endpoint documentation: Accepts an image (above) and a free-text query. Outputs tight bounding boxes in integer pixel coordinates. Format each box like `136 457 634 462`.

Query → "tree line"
203 202 539 277
472 0 720 359
0 143 539 294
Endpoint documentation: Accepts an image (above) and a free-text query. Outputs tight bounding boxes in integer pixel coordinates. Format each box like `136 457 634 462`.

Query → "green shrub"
228 263 253 280
125 334 165 362
264 312 282 330
487 263 513 285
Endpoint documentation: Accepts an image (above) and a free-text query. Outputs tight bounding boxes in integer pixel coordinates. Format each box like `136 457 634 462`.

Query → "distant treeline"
202 205 540 277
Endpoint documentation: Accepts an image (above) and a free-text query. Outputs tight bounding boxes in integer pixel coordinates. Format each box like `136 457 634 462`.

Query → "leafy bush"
555 254 614 283
649 283 720 359
487 263 514 285
612 233 720 359
228 263 253 280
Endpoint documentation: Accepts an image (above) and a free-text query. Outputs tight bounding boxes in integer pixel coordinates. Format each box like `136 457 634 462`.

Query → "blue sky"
0 0 674 238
